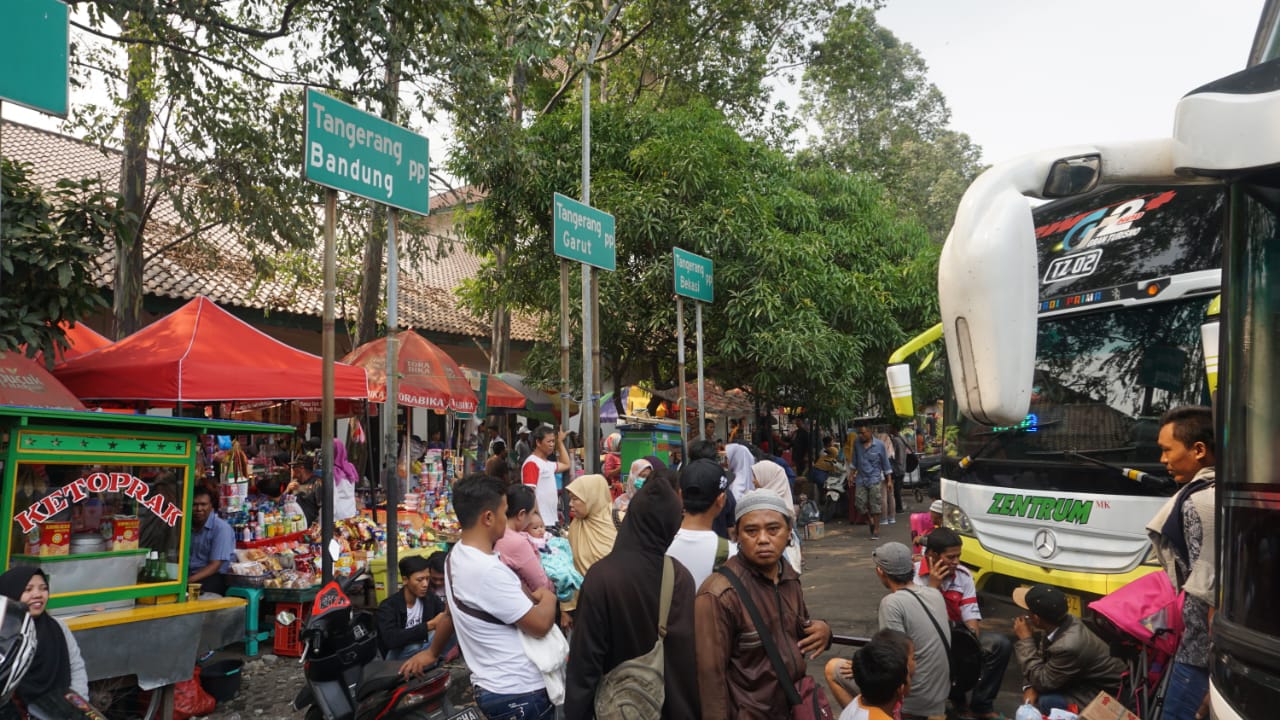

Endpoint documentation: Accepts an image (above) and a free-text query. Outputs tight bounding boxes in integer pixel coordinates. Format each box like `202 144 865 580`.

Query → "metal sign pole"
696 301 705 441
321 189 337 584
560 260 572 441
384 209 401 594
677 296 687 454
580 65 596 474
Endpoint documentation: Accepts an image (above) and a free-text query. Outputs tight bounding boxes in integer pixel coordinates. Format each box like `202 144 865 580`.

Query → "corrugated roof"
2 120 539 341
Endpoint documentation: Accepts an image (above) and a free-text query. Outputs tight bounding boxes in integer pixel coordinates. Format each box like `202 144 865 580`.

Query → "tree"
456 99 939 419
800 6 985 242
0 158 123 364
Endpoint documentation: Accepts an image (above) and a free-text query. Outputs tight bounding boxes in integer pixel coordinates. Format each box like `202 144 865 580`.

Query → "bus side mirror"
940 178 1038 427
886 364 914 418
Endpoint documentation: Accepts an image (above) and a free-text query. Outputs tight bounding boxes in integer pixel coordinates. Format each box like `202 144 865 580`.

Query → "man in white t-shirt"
668 458 737 589
440 473 559 719
521 425 570 528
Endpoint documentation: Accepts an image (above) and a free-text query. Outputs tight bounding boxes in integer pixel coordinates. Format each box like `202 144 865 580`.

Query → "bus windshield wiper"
1026 447 1171 487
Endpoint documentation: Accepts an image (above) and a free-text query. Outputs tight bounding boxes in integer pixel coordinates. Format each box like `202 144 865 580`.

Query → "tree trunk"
114 10 153 339
356 14 403 347
488 244 509 374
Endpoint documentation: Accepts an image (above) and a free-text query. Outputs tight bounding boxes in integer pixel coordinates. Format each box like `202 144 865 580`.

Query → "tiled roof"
3 120 539 341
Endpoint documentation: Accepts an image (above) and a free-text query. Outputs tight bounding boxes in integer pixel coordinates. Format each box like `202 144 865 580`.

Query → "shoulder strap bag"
716 567 833 720
898 588 981 693
593 557 675 720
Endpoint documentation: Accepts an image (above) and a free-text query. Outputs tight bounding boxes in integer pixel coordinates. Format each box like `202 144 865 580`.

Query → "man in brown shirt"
695 490 832 719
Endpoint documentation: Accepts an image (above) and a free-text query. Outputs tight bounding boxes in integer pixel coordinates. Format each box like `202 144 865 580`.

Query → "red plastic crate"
273 602 305 657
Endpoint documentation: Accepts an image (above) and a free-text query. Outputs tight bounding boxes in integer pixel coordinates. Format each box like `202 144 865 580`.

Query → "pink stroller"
1086 570 1184 719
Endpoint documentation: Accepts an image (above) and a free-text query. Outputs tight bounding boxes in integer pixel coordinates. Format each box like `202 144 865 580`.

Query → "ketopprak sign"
304 89 430 215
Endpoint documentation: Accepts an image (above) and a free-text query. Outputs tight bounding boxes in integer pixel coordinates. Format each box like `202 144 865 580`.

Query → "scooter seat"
357 660 407 700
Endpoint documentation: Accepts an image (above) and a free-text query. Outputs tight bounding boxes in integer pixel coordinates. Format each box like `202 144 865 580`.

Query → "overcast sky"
3 1 1266 187
873 0 1263 165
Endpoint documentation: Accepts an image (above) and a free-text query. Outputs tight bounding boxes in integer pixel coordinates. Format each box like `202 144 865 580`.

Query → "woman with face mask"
611 458 653 526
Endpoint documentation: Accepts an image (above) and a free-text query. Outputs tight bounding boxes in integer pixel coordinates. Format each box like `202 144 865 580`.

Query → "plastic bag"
520 624 569 705
173 666 216 720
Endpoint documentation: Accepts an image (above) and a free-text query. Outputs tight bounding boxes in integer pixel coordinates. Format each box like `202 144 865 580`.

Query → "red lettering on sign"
85 473 109 493
160 503 183 526
124 478 149 502
109 472 133 493
143 493 167 516
45 488 68 515
63 478 88 503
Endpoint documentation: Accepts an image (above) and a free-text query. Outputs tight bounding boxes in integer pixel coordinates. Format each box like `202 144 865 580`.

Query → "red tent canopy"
0 351 86 410
23 321 113 368
53 296 369 402
342 330 477 413
461 367 527 410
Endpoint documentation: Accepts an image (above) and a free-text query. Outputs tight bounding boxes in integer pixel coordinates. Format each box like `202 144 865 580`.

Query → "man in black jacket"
1014 585 1126 713
376 554 448 660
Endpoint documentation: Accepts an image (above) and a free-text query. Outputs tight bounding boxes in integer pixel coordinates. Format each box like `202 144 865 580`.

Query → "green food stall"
0 406 292 711
617 421 684 472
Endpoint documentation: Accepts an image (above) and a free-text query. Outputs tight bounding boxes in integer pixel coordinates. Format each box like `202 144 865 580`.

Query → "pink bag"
1088 570 1184 656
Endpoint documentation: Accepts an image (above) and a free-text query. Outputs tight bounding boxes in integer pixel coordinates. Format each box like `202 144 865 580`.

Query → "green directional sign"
304 89 431 215
0 0 69 117
673 247 714 303
553 192 616 271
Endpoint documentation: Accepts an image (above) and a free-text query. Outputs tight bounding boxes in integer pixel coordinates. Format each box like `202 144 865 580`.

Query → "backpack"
798 499 821 527
594 557 675 720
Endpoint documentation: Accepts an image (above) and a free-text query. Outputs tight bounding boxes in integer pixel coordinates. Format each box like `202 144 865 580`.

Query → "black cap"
1013 585 1069 623
679 458 728 502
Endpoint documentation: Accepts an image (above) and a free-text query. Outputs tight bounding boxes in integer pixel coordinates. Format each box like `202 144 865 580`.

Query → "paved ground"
193 490 1026 719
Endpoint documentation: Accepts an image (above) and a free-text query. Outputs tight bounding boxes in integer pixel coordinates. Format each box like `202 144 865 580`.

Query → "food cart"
617 421 684 472
0 406 292 715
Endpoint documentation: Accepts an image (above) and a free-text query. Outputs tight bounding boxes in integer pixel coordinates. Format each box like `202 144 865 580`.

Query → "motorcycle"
288 574 478 720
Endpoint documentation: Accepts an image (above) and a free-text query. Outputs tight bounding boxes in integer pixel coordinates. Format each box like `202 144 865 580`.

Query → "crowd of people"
0 403 1211 718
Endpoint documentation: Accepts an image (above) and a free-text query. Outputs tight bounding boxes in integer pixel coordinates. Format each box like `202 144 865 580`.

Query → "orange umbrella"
0 351 86 410
342 330 478 413
23 321 113 368
462 367 527 410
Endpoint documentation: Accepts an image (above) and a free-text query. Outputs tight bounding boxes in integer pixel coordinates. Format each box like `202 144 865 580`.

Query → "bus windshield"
951 296 1213 491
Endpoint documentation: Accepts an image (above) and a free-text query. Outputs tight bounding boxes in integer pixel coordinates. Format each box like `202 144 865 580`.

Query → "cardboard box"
1079 692 1139 720
109 516 140 550
803 521 825 540
25 521 71 556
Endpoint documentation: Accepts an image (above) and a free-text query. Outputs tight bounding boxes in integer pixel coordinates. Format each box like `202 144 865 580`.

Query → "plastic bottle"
1015 703 1042 720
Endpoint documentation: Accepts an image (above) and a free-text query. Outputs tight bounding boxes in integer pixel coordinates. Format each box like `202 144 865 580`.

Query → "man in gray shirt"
874 542 951 720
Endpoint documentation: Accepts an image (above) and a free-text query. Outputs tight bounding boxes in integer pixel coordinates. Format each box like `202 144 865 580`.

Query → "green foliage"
454 100 939 418
800 6 985 242
0 158 121 365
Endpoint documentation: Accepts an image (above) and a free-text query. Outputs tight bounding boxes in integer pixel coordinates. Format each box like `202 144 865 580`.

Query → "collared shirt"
854 438 892 487
914 559 982 624
190 514 235 574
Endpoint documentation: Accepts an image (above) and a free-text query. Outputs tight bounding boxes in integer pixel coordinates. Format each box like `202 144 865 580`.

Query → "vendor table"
65 597 246 718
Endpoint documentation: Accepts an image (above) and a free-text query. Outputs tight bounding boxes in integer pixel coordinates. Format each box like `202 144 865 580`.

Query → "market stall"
0 406 293 713
52 295 370 405
342 330 476 595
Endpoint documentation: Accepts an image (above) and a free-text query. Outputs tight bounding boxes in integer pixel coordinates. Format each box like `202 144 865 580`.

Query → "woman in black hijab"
0 566 88 703
564 467 700 719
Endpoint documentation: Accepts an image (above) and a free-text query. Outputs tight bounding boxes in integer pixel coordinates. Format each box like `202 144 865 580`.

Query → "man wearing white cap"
696 489 832 719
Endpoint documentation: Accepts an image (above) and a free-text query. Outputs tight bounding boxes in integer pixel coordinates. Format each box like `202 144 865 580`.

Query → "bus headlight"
942 501 974 536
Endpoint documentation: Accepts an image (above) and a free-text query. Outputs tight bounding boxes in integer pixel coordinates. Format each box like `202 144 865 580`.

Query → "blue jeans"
473 686 555 720
1162 662 1209 720
1038 693 1070 714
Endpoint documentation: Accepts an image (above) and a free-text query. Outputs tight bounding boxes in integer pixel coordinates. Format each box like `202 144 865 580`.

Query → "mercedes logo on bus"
1033 528 1058 559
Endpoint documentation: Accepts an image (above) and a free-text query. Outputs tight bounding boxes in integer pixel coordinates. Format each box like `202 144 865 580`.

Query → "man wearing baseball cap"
1012 585 1125 714
668 458 737 588
828 542 950 720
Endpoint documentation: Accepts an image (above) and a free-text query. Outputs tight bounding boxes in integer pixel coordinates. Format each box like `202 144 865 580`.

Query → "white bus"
936 2 1280 715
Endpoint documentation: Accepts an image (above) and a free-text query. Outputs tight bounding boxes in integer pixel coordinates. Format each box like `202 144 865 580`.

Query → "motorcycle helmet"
0 597 37 703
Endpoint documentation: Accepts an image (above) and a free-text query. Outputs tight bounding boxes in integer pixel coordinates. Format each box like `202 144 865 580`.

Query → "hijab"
625 458 653 498
0 566 69 700
725 443 755 500
333 439 359 486
614 469 683 556
752 459 794 514
566 474 618 575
